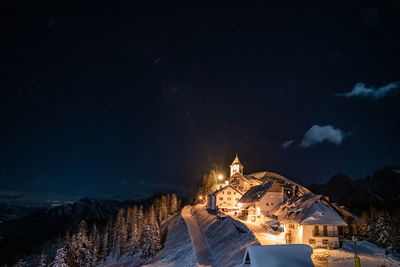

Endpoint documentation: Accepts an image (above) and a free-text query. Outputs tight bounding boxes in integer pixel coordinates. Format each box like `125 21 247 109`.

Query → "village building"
238 182 288 222
207 185 243 212
271 193 347 249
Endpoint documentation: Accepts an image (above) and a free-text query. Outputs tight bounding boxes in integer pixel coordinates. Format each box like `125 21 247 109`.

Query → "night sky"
1 1 399 202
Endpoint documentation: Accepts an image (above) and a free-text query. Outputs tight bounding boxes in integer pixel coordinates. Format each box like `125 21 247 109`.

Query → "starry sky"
1 1 399 202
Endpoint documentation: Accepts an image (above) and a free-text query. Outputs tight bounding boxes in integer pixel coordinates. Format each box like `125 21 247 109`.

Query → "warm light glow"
257 207 260 216
199 196 203 200
218 174 223 180
225 180 229 186
238 202 242 208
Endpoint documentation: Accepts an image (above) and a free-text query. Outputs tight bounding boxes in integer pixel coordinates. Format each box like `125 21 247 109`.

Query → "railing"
312 230 338 237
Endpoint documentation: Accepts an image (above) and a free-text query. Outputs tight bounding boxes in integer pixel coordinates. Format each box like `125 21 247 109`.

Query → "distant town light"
199 196 203 200
218 174 223 180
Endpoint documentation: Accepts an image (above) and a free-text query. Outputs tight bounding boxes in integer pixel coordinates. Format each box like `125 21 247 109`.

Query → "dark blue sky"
1 1 399 202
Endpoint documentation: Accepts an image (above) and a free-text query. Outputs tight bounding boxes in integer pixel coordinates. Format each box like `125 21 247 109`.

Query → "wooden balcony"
312 230 338 237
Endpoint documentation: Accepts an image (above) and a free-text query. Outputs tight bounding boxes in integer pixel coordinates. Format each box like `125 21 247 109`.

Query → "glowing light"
218 174 223 180
199 196 203 200
225 180 229 185
238 202 242 208
257 207 260 216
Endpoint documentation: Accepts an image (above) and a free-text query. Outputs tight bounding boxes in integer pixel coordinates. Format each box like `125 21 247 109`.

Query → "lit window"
271 195 273 198
309 239 315 245
219 197 223 200
322 239 328 245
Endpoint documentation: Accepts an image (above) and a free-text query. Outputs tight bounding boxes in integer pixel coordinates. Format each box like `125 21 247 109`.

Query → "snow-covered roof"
243 245 314 267
229 172 249 183
208 185 243 196
271 193 347 226
230 153 243 166
245 171 310 195
239 182 281 203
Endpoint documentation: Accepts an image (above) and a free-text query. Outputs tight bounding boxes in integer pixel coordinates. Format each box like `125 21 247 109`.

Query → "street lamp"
218 174 223 181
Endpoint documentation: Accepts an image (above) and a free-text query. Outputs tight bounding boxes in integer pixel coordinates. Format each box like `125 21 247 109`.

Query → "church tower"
230 153 244 176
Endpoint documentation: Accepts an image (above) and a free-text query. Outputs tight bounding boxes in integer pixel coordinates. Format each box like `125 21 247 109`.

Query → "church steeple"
230 153 244 176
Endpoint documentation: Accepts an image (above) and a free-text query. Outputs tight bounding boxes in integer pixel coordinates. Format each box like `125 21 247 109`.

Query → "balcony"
312 230 338 237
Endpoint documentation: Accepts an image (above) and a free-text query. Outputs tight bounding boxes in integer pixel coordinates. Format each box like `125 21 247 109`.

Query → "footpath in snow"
181 206 215 267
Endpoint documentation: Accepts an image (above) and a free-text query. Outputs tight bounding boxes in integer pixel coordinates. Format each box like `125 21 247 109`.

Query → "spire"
231 153 241 166
230 153 244 176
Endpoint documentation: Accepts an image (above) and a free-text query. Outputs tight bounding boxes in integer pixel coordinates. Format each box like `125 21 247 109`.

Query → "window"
314 225 319 236
219 197 223 200
322 239 328 245
323 225 328 236
271 195 274 198
233 192 236 195
227 197 231 201
227 191 231 195
222 191 224 194
271 203 273 205
266 203 269 206
309 239 315 245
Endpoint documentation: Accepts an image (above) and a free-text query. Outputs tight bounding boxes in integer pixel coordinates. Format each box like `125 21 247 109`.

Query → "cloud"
281 140 294 150
300 125 346 148
336 81 400 99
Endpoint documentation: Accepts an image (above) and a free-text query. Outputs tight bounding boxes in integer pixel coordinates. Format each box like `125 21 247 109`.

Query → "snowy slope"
191 205 259 267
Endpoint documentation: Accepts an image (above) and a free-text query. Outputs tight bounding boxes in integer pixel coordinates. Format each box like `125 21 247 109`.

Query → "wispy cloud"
300 125 346 148
336 81 400 99
281 140 294 150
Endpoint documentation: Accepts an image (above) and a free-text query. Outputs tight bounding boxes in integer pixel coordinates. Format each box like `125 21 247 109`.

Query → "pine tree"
127 206 140 255
89 224 99 266
14 259 27 267
69 221 91 266
141 204 162 258
376 211 392 248
51 246 68 267
160 196 168 221
38 251 47 267
170 194 178 214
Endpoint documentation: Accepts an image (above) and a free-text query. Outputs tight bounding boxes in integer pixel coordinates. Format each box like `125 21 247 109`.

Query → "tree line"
14 194 181 267
352 207 400 252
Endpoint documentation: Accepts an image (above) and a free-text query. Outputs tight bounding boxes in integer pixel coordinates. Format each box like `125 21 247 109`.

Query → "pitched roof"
208 185 243 196
239 182 281 203
245 171 310 195
229 172 249 183
271 193 347 225
230 153 243 166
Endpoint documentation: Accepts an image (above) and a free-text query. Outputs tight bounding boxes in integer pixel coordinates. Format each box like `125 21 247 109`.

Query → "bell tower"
230 153 244 176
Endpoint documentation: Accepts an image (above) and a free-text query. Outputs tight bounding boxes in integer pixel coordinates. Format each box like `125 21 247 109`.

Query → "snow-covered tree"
38 251 47 267
170 194 178 214
89 224 100 266
51 247 68 267
14 259 27 267
376 211 392 248
141 204 161 258
69 221 91 266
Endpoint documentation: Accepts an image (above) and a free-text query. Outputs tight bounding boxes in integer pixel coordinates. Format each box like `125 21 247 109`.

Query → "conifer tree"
376 211 392 248
141 204 162 258
89 224 99 266
38 251 47 267
69 221 91 266
51 246 68 267
170 194 178 214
